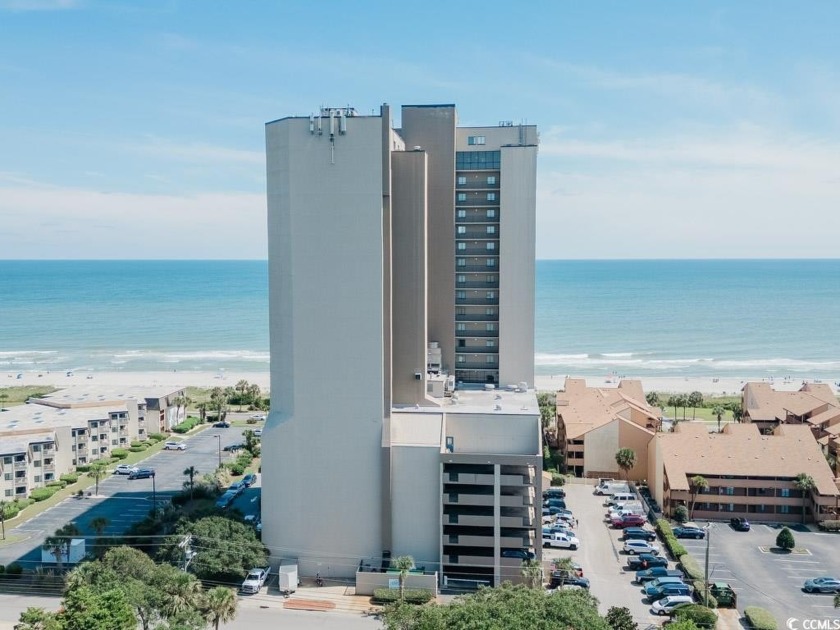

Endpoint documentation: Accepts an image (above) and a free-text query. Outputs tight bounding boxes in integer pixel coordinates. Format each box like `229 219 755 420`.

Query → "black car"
223 443 245 452
213 420 230 428
623 527 657 542
673 526 706 539
543 488 566 499
501 549 535 561
128 468 155 480
627 553 668 570
730 518 751 531
549 571 590 589
242 473 257 487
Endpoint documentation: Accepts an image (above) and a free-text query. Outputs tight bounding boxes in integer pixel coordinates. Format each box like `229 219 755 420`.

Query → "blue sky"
1 0 838 259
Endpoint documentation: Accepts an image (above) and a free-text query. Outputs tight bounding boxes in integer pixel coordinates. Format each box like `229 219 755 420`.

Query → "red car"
612 514 646 529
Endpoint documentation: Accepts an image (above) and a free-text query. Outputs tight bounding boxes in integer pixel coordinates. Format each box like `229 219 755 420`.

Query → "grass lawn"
0 385 59 405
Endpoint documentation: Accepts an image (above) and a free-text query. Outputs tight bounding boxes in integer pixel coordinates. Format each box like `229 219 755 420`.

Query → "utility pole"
704 523 711 606
0 500 5 540
178 534 195 572
152 471 157 508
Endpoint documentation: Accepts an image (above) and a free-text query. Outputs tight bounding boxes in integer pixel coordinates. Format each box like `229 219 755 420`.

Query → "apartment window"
779 505 790 514
486 225 496 234
486 275 495 283
457 225 466 234
487 175 496 185
34 461 41 468
112 439 118 446
45 473 54 481
457 193 467 202
486 323 496 332
486 242 495 251
457 242 466 251
486 209 496 218
780 488 791 498
457 258 466 267
456 291 466 299
486 355 494 364
486 259 496 267
457 323 466 332
486 308 495 316
457 176 466 185
34 475 41 483
457 356 466 363
14 456 24 463
15 487 25 495
32 444 40 452
487 192 496 201
467 135 486 145
457 275 466 284
3 473 11 481
486 291 496 299
725 487 734 496
4 489 11 497
3 457 11 465
456 307 465 315
458 339 465 348
486 340 496 348
91 436 98 442
457 209 466 218
90 422 97 428
43 458 52 466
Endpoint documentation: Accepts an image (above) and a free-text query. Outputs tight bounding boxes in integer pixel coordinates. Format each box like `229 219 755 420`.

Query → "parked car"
730 518 751 531
545 498 566 510
164 441 186 451
543 487 566 499
643 577 688 598
501 548 535 560
612 514 646 529
650 595 693 616
623 527 657 542
250 414 266 421
627 554 668 570
213 420 230 428
253 428 263 438
224 443 245 452
215 490 237 509
543 532 580 550
673 525 706 539
647 583 692 603
240 566 270 594
549 572 589 589
229 480 247 495
128 468 154 480
802 577 840 593
624 540 660 555
635 568 685 584
114 464 138 475
242 473 257 487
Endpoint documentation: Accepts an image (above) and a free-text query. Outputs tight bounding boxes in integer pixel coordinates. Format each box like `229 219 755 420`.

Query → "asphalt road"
0 422 259 569
680 520 840 626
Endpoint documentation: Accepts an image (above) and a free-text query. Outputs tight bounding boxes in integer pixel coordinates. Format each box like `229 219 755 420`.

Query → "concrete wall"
264 114 386 577
583 420 619 477
617 421 652 482
445 413 540 455
355 570 438 596
399 105 457 375
498 145 537 387
391 150 429 406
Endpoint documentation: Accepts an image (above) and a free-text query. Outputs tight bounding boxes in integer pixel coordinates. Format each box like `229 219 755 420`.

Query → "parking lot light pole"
152 471 156 508
704 523 711 606
214 435 221 469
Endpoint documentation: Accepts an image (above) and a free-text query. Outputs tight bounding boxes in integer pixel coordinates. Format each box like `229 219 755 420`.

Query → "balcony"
456 362 499 370
447 535 495 547
447 514 494 527
457 214 501 224
456 265 499 272
456 297 499 306
445 493 494 507
455 280 499 289
13 461 27 471
456 329 499 338
446 472 495 485
449 555 494 567
457 246 499 256
456 230 500 240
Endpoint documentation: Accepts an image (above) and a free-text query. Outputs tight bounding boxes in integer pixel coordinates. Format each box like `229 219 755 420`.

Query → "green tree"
676 393 689 421
687 391 703 420
391 555 416 601
88 460 108 496
209 387 227 422
14 607 61 630
793 473 816 524
667 395 679 424
645 392 660 408
673 505 689 524
156 565 204 628
537 392 557 428
247 383 262 409
235 380 249 411
725 401 743 423
59 585 136 630
43 522 81 572
243 429 260 455
0 499 7 540
688 475 708 519
521 558 543 589
173 394 190 423
197 401 208 423
89 516 109 556
158 515 268 584
615 448 636 480
662 621 702 630
202 586 238 630
605 605 638 630
711 405 725 432
380 583 610 630
776 526 795 551
183 465 199 501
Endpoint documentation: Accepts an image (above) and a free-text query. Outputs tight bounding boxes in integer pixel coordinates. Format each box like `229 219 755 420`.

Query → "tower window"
467 136 486 145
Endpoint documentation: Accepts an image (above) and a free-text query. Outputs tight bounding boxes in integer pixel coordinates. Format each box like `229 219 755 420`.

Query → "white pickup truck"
240 566 270 594
543 532 580 550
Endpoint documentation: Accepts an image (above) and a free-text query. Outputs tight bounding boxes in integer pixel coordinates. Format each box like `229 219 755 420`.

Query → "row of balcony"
445 472 535 486
456 215 501 224
445 513 535 528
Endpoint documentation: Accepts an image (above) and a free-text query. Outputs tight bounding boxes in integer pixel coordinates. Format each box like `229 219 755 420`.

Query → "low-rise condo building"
555 378 660 480
649 422 840 523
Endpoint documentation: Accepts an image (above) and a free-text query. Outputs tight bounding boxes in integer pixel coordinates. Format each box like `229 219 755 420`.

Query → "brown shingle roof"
558 378 659 440
743 382 839 423
657 422 838 495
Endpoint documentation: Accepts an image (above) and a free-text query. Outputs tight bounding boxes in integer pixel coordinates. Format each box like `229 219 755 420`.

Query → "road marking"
774 559 821 564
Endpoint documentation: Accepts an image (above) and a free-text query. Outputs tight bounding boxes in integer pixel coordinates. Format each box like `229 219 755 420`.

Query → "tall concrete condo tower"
263 104 539 584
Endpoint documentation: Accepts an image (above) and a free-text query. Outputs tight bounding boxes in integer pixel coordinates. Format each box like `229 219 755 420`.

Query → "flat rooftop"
36 385 182 408
0 402 129 434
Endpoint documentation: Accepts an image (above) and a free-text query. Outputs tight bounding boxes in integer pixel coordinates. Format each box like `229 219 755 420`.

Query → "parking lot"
542 482 665 627
679 520 840 624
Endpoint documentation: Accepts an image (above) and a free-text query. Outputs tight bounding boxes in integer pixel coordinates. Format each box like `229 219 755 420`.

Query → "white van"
612 492 636 504
596 482 631 496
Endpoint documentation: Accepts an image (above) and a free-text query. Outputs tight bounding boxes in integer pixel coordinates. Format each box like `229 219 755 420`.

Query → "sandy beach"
4 369 837 398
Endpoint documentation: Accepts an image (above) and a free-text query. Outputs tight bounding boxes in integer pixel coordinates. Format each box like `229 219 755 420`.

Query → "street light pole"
152 471 157 508
704 523 711 606
215 435 221 469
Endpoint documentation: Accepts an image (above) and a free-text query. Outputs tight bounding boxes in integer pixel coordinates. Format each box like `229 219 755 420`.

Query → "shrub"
110 448 129 460
148 433 166 442
744 606 777 630
679 554 703 581
691 581 717 609
129 446 145 453
371 588 434 604
817 520 840 532
2 502 22 520
172 417 199 434
674 604 717 628
45 480 66 489
4 562 23 578
60 472 79 484
130 441 144 448
655 519 687 559
673 505 689 523
549 471 566 486
30 487 60 502
226 462 246 476
75 464 91 473
776 527 795 550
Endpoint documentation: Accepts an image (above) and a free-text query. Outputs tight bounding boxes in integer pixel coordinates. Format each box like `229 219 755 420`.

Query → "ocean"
1 259 839 381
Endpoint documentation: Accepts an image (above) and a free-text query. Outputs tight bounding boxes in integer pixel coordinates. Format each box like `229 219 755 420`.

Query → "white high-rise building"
262 104 541 588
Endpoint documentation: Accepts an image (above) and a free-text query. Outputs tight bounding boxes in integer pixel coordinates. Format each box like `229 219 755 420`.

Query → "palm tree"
247 383 262 410
688 391 703 421
160 570 204 620
676 394 689 422
667 396 679 425
43 522 81 572
183 466 198 501
172 395 188 423
688 475 709 519
197 402 208 423
202 586 238 630
645 392 660 408
615 448 636 480
88 461 107 496
520 558 543 589
235 380 249 411
726 402 743 423
391 555 415 601
89 516 109 557
793 473 816 524
210 387 227 422
711 405 725 432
